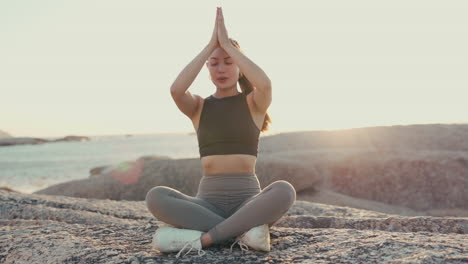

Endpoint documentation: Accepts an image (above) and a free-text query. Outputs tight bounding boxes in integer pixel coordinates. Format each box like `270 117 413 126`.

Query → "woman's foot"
230 224 271 253
152 226 206 258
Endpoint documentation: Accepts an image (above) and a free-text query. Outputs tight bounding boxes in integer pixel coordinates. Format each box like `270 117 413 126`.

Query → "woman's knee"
272 180 297 207
145 186 171 211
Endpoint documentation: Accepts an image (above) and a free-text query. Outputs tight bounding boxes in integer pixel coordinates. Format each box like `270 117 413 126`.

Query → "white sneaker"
229 224 271 253
152 226 206 258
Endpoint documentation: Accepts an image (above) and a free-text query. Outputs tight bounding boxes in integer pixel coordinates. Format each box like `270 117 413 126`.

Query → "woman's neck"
213 86 240 99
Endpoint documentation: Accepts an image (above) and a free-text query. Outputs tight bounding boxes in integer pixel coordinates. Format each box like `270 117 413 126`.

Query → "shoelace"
175 237 206 258
229 236 250 254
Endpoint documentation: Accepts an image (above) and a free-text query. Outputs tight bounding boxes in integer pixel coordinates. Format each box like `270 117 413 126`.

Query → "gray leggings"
145 172 296 244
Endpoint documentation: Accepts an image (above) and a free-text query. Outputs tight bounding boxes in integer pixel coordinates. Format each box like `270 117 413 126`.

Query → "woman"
145 7 296 258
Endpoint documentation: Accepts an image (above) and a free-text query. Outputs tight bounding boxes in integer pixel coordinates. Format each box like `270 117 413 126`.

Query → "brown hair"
229 38 272 132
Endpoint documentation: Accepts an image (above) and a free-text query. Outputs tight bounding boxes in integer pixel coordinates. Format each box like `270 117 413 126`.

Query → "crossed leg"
145 180 296 246
206 180 296 244
145 186 227 232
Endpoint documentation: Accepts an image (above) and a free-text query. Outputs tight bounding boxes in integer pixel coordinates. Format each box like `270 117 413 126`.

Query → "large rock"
35 148 468 217
1 190 467 264
259 123 468 153
33 153 324 202
34 156 201 201
261 149 468 212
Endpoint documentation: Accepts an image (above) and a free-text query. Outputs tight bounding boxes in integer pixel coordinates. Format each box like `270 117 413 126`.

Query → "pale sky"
1 0 467 138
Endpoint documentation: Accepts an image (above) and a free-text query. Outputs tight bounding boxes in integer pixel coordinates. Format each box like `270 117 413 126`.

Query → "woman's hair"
229 38 272 133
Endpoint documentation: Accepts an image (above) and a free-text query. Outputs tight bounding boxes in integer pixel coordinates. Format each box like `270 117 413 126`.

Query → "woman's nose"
216 64 225 71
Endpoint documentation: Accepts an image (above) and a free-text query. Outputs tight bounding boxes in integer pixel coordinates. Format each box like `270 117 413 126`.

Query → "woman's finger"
218 8 223 20
218 9 225 29
215 7 230 48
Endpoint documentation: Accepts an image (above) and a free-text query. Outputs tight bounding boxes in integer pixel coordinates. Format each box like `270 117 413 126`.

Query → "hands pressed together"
209 7 231 50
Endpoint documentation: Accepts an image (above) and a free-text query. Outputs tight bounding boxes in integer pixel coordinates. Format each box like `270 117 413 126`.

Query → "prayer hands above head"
208 7 220 50
208 7 231 51
216 7 231 49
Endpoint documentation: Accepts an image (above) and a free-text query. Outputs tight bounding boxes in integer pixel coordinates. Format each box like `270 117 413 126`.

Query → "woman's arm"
224 44 272 113
169 44 215 97
217 7 272 112
170 7 219 97
169 45 215 119
223 43 272 91
170 9 219 119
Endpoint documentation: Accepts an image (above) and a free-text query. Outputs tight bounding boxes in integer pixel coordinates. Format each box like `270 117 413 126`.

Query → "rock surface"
1 190 467 264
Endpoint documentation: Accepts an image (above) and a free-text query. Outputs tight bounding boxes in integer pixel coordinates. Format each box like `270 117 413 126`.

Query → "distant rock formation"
0 130 12 139
1 190 467 263
0 137 49 146
52 135 90 142
0 135 90 147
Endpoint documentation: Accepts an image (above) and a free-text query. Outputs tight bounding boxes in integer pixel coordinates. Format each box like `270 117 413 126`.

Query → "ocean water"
0 133 199 194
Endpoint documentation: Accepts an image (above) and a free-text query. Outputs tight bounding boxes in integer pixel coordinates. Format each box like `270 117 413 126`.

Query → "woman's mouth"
217 77 229 82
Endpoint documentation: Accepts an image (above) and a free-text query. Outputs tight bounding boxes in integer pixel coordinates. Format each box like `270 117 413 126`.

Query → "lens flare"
108 160 144 184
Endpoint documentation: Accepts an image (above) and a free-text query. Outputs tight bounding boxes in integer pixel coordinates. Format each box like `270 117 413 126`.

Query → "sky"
1 0 467 138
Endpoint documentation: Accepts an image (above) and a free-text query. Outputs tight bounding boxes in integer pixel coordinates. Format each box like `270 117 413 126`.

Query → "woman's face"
206 47 239 89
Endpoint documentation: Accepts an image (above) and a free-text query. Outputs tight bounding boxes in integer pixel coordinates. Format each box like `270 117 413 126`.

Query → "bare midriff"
201 154 257 175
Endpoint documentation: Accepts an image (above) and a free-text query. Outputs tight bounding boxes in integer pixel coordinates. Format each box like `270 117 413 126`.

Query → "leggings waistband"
197 172 260 197
203 172 256 177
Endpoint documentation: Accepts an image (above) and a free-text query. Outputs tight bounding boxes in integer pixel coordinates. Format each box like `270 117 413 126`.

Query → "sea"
0 133 200 194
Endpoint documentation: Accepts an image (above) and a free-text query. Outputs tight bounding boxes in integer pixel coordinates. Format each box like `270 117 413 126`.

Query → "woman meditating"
145 7 296 258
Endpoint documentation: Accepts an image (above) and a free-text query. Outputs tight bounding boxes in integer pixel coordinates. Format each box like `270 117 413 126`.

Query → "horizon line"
3 121 468 139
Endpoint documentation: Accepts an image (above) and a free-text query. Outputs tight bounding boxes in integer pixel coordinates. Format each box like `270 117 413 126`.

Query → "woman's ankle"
200 232 213 248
